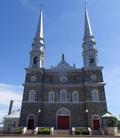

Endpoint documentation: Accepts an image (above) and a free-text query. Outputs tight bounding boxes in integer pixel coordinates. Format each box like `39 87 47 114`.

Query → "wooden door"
93 120 100 130
27 118 34 130
57 116 69 130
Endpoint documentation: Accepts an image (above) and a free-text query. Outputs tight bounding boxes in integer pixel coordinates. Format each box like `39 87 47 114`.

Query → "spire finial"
62 54 65 61
40 4 43 11
84 0 87 10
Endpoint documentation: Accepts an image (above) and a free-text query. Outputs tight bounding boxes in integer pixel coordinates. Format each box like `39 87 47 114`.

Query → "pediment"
52 60 74 72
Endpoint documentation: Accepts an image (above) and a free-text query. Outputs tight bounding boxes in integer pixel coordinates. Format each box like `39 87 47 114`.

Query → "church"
19 6 108 132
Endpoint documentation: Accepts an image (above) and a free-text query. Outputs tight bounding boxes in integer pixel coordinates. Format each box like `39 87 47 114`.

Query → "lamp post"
86 109 89 127
38 109 41 127
86 109 88 113
38 109 41 113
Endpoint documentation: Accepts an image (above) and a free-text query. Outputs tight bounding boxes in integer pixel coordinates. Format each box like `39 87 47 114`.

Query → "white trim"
22 100 106 103
26 114 36 129
29 89 36 102
60 89 67 102
83 66 103 71
72 91 79 103
48 91 55 103
85 101 105 103
23 83 83 87
56 108 71 130
92 89 99 102
84 82 106 87
57 108 70 116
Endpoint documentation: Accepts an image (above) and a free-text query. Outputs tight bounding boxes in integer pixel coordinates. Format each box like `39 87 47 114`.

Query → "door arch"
27 115 35 130
92 115 100 130
56 108 70 130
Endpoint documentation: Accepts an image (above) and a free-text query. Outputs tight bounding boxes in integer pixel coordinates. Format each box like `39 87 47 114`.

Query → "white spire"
35 8 44 44
30 7 45 68
83 4 95 44
82 3 98 68
84 7 92 39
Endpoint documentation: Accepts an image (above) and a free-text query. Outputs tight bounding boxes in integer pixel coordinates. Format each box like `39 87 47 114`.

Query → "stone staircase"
25 129 34 135
92 130 102 135
53 130 70 136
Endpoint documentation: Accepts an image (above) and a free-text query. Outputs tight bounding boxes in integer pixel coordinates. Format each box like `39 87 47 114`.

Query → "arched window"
49 91 55 102
60 89 67 102
57 108 70 116
89 56 95 65
33 56 39 65
72 91 79 102
92 89 99 102
29 90 35 101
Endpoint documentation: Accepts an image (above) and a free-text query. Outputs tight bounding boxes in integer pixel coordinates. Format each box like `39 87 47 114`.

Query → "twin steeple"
30 8 45 68
82 4 98 68
29 4 98 69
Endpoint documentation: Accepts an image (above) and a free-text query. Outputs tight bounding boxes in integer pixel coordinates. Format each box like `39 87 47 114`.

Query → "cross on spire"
62 54 65 61
84 0 87 9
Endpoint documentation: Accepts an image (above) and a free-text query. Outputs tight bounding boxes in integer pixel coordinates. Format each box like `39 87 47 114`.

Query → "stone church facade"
19 7 107 130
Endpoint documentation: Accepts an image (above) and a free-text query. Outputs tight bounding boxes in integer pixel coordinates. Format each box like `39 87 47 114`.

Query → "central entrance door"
27 116 34 130
57 116 69 129
57 108 70 130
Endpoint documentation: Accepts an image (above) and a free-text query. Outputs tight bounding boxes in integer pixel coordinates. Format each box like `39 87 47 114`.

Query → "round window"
31 76 36 81
91 75 97 81
60 76 67 83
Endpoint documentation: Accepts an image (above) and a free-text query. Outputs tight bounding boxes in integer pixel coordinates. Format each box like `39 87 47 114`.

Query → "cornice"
84 82 106 87
83 66 103 71
23 83 84 87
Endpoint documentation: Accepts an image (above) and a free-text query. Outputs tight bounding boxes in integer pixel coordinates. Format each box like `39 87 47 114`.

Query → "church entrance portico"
92 115 101 130
27 115 35 130
56 108 70 130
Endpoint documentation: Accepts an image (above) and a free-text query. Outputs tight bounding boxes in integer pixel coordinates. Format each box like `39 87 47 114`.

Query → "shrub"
75 128 81 135
108 117 118 127
16 128 22 134
75 128 89 135
38 128 50 135
81 128 89 135
117 121 120 128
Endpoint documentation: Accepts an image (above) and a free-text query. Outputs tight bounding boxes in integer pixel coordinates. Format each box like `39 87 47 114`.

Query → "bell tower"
82 5 98 68
30 9 45 68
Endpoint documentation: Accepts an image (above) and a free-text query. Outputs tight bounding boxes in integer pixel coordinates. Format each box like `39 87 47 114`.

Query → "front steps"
53 130 70 136
24 129 33 135
92 130 102 135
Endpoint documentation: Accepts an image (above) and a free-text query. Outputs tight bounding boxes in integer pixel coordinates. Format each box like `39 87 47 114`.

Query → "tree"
108 117 118 127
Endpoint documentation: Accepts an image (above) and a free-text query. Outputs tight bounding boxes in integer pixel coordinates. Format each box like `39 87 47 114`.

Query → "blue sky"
0 0 120 121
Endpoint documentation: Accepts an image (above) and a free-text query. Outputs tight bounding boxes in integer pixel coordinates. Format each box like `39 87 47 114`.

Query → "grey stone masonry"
19 66 108 129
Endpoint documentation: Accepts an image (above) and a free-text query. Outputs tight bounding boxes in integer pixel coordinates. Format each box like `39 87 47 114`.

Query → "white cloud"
0 83 23 106
0 83 23 122
19 0 39 14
